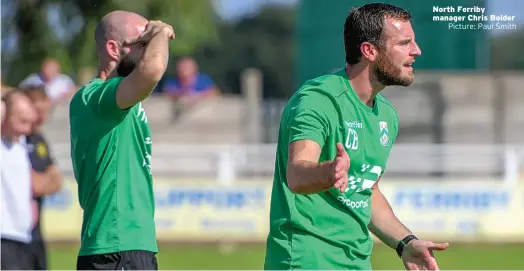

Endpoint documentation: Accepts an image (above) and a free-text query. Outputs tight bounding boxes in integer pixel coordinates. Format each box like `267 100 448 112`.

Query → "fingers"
335 143 349 166
335 142 350 166
333 169 346 180
339 178 348 193
332 142 350 192
334 157 344 171
124 20 174 44
335 142 346 156
333 178 348 193
428 242 450 251
124 22 155 44
424 257 440 270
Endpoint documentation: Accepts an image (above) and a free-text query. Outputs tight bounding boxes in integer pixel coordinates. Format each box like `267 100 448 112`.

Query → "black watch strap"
396 234 418 258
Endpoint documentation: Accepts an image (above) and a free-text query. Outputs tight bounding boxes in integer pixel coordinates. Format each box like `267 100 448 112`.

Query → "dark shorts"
77 250 158 270
28 238 48 270
1 238 33 270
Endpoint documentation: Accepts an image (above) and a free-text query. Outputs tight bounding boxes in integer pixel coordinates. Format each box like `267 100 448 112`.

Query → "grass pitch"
48 242 524 270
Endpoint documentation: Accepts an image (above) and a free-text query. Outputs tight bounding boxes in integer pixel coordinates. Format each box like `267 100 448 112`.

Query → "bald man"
69 10 174 270
1 91 38 270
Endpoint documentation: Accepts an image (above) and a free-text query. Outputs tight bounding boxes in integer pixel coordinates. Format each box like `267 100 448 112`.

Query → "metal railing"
52 143 524 184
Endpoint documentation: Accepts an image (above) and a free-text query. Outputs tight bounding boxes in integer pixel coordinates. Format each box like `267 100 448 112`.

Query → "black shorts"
77 250 158 270
1 238 33 270
28 238 48 270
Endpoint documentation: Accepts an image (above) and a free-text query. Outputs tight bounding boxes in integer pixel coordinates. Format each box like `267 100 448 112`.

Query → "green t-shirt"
264 69 399 270
69 77 157 256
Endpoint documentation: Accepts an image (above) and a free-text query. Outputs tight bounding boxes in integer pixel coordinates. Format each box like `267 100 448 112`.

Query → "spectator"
1 91 38 270
162 57 219 120
0 100 4 123
18 58 77 105
21 85 64 270
1 82 14 122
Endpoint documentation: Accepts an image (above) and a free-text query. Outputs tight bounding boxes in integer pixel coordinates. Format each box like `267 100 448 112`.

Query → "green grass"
49 242 524 270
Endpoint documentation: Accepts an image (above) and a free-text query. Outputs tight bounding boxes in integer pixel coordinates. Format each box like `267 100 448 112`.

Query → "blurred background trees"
2 0 523 98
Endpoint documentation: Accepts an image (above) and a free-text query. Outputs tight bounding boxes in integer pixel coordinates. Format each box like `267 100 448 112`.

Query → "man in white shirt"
18 58 77 105
1 91 38 270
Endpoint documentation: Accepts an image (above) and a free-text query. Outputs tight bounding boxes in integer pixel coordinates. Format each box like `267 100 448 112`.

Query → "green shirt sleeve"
84 77 129 118
286 86 338 148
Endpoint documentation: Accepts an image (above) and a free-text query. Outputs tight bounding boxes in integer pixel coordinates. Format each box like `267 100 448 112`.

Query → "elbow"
288 179 300 194
51 177 64 194
286 169 302 194
32 182 47 197
50 170 65 194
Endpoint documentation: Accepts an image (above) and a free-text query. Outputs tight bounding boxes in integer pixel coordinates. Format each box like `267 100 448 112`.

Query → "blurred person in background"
162 56 219 120
69 10 174 270
19 58 77 105
1 100 4 122
264 3 448 271
1 82 15 121
21 85 64 270
1 91 38 270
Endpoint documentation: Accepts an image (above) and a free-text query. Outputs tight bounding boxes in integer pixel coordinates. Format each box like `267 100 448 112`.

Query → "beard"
116 54 137 77
374 53 414 87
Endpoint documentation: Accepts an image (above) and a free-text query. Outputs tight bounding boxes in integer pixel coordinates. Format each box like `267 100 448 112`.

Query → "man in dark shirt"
21 85 63 270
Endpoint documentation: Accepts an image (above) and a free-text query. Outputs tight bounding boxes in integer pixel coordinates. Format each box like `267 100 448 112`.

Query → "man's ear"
360 42 379 62
106 40 121 61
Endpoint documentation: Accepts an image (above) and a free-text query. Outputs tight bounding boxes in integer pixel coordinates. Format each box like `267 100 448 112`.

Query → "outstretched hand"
331 143 350 193
402 240 449 270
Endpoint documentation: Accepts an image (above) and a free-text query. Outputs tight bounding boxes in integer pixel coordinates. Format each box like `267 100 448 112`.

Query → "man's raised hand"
124 20 175 45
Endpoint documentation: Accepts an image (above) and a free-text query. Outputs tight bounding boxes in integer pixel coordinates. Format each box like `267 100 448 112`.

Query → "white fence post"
217 148 236 186
504 147 520 186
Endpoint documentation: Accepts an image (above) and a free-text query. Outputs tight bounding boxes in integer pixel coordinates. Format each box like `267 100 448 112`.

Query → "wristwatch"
396 234 418 258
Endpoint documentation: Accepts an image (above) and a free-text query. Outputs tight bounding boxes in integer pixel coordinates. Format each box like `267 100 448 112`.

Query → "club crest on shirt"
36 142 48 158
379 121 389 146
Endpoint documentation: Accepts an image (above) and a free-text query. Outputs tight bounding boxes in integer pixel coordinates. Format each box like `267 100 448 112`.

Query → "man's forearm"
137 31 170 83
47 166 64 194
32 166 63 196
287 160 333 194
368 188 412 249
32 171 51 197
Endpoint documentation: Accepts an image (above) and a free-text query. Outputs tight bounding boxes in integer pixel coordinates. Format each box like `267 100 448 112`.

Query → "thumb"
428 242 450 251
335 143 346 156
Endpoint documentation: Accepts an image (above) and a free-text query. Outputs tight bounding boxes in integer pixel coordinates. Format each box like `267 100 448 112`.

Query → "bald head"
41 57 61 81
2 91 37 140
4 91 33 115
177 57 199 80
94 11 149 77
95 11 148 49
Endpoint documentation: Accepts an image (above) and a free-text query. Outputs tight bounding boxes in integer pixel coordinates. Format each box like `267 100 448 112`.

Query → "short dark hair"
344 3 411 65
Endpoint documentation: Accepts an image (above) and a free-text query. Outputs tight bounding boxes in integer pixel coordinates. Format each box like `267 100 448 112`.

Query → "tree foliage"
191 6 296 98
2 0 217 86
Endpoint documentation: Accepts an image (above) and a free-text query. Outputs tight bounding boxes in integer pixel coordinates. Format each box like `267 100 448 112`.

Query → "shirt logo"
137 102 148 123
36 142 48 158
142 137 152 175
379 121 389 146
344 121 362 150
337 196 369 209
345 120 363 129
